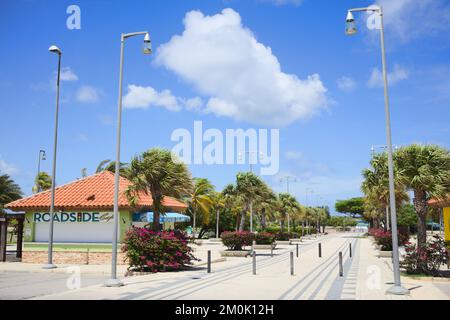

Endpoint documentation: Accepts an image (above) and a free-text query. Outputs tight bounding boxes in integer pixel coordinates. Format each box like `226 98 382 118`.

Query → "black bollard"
349 243 352 258
252 251 256 275
290 251 294 276
207 250 211 273
318 243 322 258
296 243 299 258
339 252 343 277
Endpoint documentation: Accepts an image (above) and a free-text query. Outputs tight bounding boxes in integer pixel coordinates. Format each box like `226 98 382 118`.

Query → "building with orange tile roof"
5 171 188 243
428 195 450 242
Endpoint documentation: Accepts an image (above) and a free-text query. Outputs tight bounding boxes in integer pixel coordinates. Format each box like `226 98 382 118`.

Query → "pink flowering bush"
369 228 409 251
122 227 198 272
400 235 448 276
221 231 254 250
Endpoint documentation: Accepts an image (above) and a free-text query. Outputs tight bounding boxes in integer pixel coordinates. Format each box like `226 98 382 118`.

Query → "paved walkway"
1 233 448 300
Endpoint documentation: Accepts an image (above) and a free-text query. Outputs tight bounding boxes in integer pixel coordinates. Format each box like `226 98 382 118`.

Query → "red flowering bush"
371 228 409 251
400 235 448 276
122 227 198 272
221 231 254 250
255 232 275 245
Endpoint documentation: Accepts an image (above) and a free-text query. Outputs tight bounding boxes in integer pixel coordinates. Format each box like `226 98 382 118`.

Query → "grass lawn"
23 243 118 252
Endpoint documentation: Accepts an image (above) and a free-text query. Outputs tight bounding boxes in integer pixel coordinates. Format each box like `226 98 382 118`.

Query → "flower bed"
401 235 448 276
221 231 254 251
368 228 409 251
254 232 275 245
122 227 197 272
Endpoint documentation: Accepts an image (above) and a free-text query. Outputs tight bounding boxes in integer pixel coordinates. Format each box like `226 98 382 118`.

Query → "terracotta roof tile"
5 171 187 212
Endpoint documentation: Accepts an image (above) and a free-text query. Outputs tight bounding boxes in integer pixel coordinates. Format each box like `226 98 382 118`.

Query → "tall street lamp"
36 149 46 193
43 45 62 269
105 31 152 287
280 175 296 232
238 151 262 232
346 5 409 295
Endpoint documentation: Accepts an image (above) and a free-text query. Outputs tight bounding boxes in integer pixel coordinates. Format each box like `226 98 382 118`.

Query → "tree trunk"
238 206 247 231
413 189 428 249
261 208 267 230
152 209 160 231
280 214 286 233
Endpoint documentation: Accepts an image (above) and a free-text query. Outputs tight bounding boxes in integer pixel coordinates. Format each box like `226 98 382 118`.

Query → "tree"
210 191 225 238
0 173 22 210
395 144 450 249
335 197 364 218
96 159 111 173
185 178 214 237
126 148 193 231
32 172 52 193
95 159 129 177
223 172 267 231
397 204 418 230
278 193 300 232
361 152 409 229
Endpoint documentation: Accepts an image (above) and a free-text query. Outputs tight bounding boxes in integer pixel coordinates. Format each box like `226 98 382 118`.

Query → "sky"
0 0 449 214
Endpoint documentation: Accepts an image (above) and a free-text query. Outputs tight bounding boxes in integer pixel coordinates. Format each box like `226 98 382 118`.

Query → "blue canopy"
133 212 191 223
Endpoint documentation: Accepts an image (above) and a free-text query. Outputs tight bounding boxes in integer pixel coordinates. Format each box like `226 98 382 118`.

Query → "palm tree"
210 191 225 238
253 187 276 231
361 152 408 230
278 193 300 233
0 173 22 210
223 172 267 231
395 144 450 248
126 148 193 231
222 183 243 231
186 178 214 236
32 172 52 193
96 159 111 173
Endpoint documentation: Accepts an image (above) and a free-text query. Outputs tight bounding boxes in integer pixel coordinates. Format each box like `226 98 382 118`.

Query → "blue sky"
1 0 449 213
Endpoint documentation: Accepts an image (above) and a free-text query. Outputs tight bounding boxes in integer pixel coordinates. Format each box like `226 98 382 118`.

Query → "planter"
377 250 392 258
290 238 303 243
276 240 292 245
252 244 276 250
208 238 222 242
220 250 251 257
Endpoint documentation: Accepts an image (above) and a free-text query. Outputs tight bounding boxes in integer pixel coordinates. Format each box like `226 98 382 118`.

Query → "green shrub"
275 232 299 241
122 227 197 272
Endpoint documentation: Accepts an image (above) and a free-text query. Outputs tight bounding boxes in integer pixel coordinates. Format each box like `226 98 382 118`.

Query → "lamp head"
345 11 357 35
48 45 62 55
143 33 152 54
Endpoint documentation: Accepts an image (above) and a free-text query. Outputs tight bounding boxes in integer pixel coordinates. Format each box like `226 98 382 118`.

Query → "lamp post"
280 175 296 232
36 150 46 193
370 144 399 231
346 5 409 295
43 45 62 269
239 151 262 232
105 31 152 287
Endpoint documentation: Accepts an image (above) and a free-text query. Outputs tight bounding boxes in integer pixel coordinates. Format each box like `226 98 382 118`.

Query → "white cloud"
183 97 203 111
336 76 356 92
155 8 328 126
0 156 19 175
123 85 188 112
76 85 101 103
367 64 408 88
59 67 78 81
375 0 450 43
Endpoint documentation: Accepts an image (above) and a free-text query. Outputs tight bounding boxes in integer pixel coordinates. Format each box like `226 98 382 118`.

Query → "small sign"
33 212 113 223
